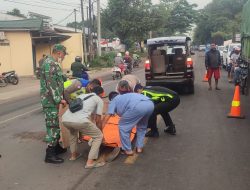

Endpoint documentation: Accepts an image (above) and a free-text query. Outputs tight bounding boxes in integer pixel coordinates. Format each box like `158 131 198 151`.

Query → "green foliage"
89 52 116 68
193 0 248 44
7 8 26 18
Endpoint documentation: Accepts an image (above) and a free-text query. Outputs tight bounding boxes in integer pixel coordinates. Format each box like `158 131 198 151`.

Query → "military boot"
145 129 159 137
55 143 67 155
164 125 176 135
45 146 64 164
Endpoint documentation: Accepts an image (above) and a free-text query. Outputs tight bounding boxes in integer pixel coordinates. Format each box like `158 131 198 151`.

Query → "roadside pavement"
0 67 112 104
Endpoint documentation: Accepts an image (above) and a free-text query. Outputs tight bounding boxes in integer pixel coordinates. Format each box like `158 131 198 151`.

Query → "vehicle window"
156 45 186 55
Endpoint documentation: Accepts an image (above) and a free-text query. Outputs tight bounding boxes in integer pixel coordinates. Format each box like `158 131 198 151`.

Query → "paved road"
1 53 250 190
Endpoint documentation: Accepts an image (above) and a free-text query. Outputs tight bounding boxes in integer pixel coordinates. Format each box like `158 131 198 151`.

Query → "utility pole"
97 0 101 56
74 9 77 32
89 0 93 61
80 0 87 63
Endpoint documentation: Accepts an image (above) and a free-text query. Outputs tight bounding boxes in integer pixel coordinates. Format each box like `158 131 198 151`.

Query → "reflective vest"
142 89 174 103
64 79 86 100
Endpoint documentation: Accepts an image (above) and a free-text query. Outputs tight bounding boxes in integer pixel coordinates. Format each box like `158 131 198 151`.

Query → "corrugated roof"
0 19 42 31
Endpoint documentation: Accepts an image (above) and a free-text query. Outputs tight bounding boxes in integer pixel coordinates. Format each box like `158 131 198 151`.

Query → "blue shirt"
108 93 150 116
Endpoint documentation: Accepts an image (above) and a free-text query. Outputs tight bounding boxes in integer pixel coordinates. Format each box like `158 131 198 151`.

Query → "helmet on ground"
75 56 82 62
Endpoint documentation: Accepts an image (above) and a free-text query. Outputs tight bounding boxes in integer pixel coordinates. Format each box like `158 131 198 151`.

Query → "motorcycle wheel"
0 78 7 87
11 76 19 85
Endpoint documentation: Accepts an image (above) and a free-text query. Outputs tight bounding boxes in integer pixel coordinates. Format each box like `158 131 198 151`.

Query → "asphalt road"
1 53 250 190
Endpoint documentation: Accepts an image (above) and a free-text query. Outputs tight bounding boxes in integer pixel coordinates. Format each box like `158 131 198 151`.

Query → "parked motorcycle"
0 76 7 87
112 66 122 80
2 70 19 85
239 61 248 95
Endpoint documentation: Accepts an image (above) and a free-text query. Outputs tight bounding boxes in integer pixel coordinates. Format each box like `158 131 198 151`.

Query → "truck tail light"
145 60 150 70
186 58 193 68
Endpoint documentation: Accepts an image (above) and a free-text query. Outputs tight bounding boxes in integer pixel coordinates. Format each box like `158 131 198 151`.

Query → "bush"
89 52 116 68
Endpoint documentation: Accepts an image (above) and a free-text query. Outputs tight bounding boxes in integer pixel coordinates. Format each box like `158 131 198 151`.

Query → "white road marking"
0 107 41 125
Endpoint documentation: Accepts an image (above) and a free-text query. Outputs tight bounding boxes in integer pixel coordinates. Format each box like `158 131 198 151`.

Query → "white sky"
0 0 212 25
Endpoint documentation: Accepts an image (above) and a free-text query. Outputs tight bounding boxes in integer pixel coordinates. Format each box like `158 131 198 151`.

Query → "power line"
3 0 75 12
39 0 80 8
56 10 75 24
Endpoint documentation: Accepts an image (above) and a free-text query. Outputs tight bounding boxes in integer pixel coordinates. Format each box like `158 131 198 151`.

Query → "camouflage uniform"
40 55 64 146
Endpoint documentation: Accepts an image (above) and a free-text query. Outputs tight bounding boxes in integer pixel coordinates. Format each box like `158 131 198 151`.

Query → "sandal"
136 148 143 153
69 153 82 161
120 150 134 156
85 161 105 169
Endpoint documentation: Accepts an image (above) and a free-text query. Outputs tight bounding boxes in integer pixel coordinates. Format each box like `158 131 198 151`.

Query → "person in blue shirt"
104 80 154 155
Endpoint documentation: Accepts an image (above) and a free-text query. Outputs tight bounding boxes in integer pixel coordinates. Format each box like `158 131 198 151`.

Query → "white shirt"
62 93 103 123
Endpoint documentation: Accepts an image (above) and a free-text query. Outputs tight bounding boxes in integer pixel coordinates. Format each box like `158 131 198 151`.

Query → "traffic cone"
227 85 245 119
202 71 208 82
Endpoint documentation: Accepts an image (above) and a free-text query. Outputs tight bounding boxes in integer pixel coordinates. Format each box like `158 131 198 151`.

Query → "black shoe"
55 143 67 155
145 130 159 137
45 146 64 164
164 125 176 135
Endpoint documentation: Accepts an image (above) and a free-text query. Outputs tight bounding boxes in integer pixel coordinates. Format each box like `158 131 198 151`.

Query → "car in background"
198 45 206 51
144 36 195 94
217 45 225 67
222 43 241 68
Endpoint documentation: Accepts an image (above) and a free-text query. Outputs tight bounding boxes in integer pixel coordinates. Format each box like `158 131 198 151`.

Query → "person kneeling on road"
62 86 105 169
134 84 180 137
104 80 154 155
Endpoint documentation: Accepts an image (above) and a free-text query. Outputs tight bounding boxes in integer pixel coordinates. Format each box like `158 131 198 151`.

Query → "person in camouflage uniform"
40 44 67 164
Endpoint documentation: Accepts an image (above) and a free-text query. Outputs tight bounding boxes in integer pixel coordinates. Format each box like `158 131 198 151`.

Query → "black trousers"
148 96 180 131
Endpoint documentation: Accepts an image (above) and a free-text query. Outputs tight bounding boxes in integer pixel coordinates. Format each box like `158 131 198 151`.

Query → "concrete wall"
60 33 83 71
35 43 51 67
0 31 33 76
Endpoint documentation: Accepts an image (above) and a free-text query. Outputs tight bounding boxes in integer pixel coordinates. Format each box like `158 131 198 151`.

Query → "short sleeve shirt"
62 93 103 123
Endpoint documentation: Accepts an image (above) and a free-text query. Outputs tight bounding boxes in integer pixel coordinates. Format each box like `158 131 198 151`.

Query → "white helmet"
125 51 129 56
117 52 122 57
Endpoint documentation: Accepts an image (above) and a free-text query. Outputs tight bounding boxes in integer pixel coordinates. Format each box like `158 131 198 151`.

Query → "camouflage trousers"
43 106 60 146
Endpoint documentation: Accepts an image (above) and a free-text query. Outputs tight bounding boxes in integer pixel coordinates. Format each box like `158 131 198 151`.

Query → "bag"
69 94 94 113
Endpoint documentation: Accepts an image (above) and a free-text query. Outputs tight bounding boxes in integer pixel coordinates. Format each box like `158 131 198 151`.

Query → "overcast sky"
0 0 212 25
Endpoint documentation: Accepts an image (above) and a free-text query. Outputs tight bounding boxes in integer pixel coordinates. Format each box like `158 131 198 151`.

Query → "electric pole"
74 9 77 32
97 0 101 56
80 0 87 63
89 0 93 61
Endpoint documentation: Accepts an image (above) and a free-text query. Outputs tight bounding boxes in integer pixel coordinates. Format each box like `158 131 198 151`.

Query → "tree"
7 8 26 18
193 0 248 44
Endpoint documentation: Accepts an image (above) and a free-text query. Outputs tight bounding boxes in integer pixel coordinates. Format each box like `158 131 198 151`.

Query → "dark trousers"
148 96 180 131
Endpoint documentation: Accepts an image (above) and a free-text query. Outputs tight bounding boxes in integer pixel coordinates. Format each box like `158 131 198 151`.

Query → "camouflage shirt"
40 55 64 108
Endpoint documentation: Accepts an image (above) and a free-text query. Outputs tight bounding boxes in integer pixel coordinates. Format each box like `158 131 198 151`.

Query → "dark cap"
92 86 105 97
53 44 67 55
134 83 143 92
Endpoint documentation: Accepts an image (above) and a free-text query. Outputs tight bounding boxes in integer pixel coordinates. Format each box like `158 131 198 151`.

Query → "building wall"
60 33 83 71
0 31 33 76
35 43 51 67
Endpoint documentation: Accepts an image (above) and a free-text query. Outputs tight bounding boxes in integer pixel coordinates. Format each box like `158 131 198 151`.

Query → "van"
144 36 195 94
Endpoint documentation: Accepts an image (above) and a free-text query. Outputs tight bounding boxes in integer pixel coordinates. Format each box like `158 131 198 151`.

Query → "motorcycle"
2 70 19 85
238 61 248 95
132 54 141 68
112 66 122 80
124 60 132 75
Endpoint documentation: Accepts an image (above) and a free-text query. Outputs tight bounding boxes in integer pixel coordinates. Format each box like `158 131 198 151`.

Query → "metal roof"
147 36 191 46
0 19 43 31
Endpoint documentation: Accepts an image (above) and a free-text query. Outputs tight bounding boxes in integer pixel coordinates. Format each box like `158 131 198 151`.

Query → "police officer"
71 56 89 79
40 44 67 164
134 84 180 137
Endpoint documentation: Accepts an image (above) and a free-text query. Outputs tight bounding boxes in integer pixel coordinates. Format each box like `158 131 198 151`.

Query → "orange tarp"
82 115 137 147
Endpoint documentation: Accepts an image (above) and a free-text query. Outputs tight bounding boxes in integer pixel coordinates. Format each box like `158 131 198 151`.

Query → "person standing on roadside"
205 43 221 90
40 44 68 164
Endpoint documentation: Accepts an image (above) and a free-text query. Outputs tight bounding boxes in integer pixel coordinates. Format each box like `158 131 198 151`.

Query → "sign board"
235 33 241 42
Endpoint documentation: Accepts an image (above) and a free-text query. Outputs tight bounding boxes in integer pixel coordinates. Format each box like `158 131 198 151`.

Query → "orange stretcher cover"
82 115 137 147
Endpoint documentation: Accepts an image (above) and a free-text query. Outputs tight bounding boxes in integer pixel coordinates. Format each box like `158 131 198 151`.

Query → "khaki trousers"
63 120 103 160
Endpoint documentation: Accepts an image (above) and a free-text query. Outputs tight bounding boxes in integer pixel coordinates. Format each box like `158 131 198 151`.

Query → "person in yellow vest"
64 78 102 103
